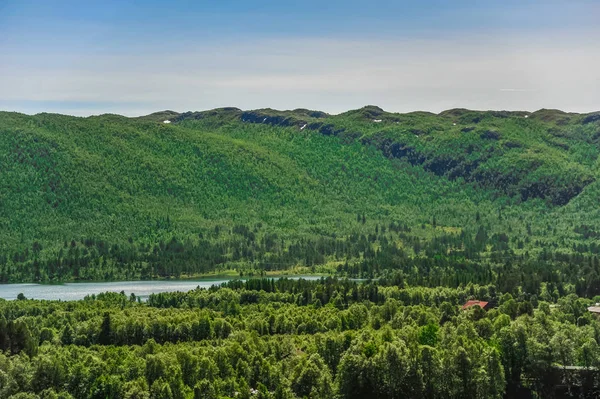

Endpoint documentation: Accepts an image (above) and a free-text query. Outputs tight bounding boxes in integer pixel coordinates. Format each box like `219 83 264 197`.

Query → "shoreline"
0 270 332 286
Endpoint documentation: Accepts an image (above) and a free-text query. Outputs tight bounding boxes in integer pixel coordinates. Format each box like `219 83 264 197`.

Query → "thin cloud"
1 33 599 116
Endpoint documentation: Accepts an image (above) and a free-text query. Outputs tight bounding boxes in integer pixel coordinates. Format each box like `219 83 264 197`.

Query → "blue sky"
1 0 599 115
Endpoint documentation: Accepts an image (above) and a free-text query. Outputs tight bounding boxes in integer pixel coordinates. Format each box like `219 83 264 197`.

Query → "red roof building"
462 300 489 310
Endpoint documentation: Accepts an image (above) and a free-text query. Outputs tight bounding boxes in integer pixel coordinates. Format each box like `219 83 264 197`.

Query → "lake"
0 276 324 301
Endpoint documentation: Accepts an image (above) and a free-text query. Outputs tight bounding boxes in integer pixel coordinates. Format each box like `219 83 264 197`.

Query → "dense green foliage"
3 105 600 397
2 278 600 398
2 106 600 287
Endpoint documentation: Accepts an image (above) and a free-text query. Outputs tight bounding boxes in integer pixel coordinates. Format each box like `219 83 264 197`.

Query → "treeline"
1 278 600 398
4 221 600 298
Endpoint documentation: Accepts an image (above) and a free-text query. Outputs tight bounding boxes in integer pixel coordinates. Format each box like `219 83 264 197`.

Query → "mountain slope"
197 106 599 205
1 107 600 287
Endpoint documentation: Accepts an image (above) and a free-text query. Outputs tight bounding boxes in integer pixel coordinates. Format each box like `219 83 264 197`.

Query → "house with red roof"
462 300 490 311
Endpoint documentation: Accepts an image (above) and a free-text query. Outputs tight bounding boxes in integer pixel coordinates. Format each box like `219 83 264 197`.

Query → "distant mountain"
1 107 600 288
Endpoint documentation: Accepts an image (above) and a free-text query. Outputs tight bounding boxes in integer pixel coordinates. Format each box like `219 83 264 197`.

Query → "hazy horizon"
3 104 598 119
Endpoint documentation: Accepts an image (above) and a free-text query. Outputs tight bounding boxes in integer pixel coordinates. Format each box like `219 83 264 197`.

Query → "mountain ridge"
6 105 600 120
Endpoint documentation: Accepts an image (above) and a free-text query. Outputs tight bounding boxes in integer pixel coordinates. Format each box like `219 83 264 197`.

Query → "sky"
1 0 599 116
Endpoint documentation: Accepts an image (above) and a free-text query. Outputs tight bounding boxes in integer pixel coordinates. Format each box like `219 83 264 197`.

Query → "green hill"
2 107 600 290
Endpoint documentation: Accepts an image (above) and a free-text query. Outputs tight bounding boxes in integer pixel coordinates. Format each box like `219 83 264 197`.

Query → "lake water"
0 276 324 301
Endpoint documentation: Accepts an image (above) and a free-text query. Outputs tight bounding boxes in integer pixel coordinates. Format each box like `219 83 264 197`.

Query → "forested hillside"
2 107 600 295
4 107 600 398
